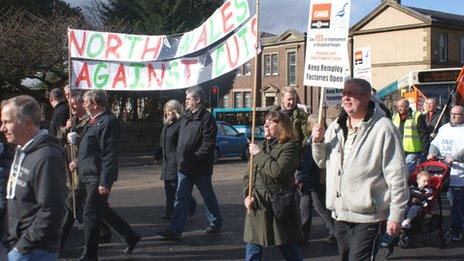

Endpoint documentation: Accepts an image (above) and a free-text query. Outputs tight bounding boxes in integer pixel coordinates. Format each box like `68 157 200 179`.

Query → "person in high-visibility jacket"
392 99 427 175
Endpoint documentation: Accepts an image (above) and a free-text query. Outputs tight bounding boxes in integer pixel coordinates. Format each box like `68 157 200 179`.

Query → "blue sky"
65 0 464 35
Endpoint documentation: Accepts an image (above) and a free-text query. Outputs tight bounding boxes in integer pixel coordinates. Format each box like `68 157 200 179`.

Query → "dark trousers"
82 182 138 258
334 220 383 261
299 189 334 242
164 178 196 217
61 187 113 251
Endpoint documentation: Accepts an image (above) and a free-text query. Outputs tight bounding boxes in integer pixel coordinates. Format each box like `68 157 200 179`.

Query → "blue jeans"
405 153 420 176
169 172 222 234
448 187 464 233
8 249 57 261
245 243 302 261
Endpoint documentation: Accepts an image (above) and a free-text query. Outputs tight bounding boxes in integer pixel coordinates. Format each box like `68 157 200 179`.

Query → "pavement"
60 158 464 260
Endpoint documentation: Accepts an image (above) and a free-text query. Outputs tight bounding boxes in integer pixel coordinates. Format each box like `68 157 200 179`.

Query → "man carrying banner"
69 90 140 260
312 78 409 260
419 97 448 160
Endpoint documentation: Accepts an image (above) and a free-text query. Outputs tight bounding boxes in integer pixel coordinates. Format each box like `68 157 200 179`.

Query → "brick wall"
119 122 162 154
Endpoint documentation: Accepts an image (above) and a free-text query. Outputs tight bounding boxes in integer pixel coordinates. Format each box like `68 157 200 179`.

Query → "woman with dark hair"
243 111 303 260
156 100 196 220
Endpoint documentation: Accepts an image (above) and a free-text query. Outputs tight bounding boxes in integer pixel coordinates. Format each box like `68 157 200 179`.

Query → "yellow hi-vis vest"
392 111 423 153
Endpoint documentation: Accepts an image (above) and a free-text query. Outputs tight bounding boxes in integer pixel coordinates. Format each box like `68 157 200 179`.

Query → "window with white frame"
460 36 464 63
287 51 296 85
222 94 229 108
264 55 271 75
264 54 278 75
243 62 251 75
439 33 448 62
234 92 242 108
271 54 278 75
243 92 251 107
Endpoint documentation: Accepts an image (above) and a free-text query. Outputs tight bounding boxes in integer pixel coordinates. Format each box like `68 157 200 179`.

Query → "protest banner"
324 88 343 106
303 0 351 123
303 0 351 89
71 15 258 91
353 46 372 84
68 0 250 62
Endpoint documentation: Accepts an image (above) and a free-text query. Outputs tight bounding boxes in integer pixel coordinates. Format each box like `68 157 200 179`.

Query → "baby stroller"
398 160 452 248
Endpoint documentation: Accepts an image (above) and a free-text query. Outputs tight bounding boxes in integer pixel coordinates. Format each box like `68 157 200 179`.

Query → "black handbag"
271 190 296 220
262 175 297 221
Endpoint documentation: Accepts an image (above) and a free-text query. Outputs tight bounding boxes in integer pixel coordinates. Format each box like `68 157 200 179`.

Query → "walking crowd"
0 78 463 261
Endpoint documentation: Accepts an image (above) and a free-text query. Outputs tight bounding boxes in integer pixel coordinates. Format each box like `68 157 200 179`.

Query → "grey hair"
50 88 66 101
1 95 41 126
397 99 409 107
83 90 108 107
282 86 298 99
345 78 372 94
186 86 206 104
72 90 85 103
164 100 183 119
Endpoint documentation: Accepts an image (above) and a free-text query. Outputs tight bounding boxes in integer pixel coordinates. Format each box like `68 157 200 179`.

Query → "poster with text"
353 46 372 84
303 0 351 88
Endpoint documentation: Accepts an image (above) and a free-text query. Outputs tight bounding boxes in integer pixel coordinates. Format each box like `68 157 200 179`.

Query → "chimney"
382 0 401 4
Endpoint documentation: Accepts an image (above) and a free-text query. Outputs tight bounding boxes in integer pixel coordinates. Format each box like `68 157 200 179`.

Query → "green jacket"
242 139 303 246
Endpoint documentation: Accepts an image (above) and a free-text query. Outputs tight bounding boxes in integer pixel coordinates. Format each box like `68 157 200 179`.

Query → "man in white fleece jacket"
312 78 409 261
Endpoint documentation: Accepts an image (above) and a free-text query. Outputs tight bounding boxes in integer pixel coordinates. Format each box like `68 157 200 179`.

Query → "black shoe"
161 215 172 221
125 233 142 254
98 228 112 244
158 228 181 240
205 225 221 234
384 245 394 259
79 254 98 261
188 202 197 217
324 234 337 244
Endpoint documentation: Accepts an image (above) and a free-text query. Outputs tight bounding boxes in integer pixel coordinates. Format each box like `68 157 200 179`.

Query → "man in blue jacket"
1 95 66 261
158 86 223 239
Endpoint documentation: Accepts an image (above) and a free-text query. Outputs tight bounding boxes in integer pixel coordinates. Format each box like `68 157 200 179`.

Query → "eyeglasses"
451 113 463 116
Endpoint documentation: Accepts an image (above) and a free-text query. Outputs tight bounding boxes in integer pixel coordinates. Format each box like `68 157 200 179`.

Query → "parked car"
214 121 249 163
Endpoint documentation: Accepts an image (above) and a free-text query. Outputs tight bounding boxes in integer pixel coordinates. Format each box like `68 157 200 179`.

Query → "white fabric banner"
303 0 351 88
68 0 250 62
71 16 258 91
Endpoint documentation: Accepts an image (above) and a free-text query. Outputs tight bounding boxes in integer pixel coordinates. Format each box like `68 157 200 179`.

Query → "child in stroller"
402 171 434 229
383 160 451 258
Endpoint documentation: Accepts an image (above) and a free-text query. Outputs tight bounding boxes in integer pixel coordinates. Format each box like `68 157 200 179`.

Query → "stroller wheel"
441 229 452 246
399 233 410 248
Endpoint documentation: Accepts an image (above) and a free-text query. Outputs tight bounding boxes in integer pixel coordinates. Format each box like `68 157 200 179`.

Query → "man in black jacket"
158 86 223 239
49 88 69 137
1 95 66 260
69 90 140 261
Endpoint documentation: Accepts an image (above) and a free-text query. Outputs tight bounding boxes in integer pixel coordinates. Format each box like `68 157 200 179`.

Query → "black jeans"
82 182 138 258
334 220 383 261
61 186 113 251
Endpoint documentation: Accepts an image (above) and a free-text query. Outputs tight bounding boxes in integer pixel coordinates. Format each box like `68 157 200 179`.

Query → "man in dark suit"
69 90 140 261
49 88 69 137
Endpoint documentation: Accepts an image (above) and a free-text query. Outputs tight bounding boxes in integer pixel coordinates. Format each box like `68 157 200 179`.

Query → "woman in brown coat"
243 111 303 260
